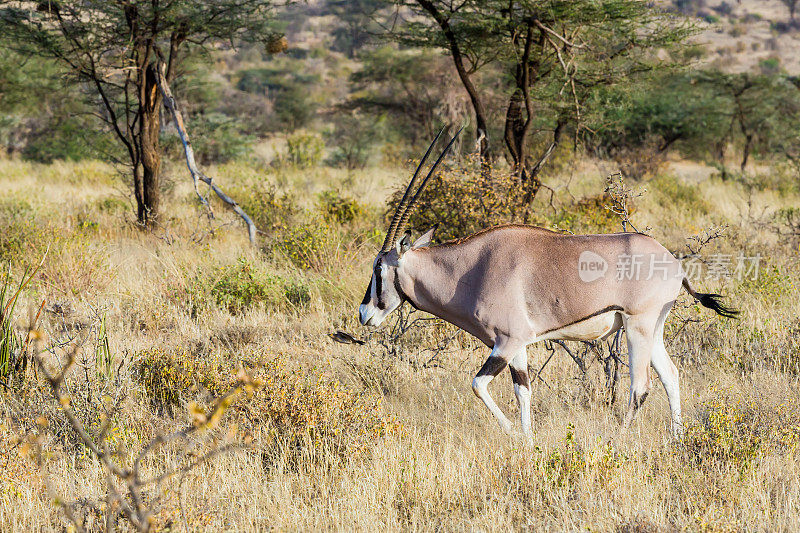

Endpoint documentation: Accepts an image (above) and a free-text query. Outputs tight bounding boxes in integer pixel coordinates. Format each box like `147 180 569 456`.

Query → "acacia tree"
393 0 689 198
0 1 282 226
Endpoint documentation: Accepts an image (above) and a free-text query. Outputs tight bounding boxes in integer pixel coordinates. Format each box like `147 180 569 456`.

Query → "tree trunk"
504 29 536 185
135 63 163 225
741 133 752 173
416 0 490 170
504 87 527 177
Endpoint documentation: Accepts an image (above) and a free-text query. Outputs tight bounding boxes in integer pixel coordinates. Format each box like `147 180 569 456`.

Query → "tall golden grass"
0 154 799 531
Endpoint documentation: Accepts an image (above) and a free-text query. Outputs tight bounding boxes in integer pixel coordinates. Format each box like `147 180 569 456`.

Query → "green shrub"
184 258 312 314
759 57 782 76
134 348 226 415
284 281 311 307
650 174 711 215
208 259 282 314
317 190 365 224
229 184 297 232
96 197 129 214
284 132 324 168
236 65 319 131
274 222 329 271
21 116 114 163
324 114 383 170
162 112 253 164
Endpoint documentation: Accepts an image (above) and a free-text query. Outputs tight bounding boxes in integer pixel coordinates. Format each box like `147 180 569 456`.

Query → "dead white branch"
155 62 258 244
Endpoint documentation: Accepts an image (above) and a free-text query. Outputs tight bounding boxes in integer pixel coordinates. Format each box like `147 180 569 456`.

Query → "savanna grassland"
1 148 799 531
3 0 800 531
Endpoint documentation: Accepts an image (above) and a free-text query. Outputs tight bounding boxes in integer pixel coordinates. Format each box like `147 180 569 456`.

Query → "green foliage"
386 158 526 242
325 113 384 169
317 190 365 224
21 116 114 163
236 63 319 131
759 57 782 76
283 132 324 168
95 197 129 214
394 0 694 177
348 46 460 148
324 0 383 57
275 222 329 270
163 112 253 164
229 184 297 232
206 258 308 313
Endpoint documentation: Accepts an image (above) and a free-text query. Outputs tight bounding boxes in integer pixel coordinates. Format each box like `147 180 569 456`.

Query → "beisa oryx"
358 129 738 439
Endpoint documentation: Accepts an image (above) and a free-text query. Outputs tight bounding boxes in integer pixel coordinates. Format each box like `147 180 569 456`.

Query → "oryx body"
359 131 736 439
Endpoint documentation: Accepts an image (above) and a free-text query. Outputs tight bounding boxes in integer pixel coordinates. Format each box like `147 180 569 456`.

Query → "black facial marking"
360 282 371 305
477 356 507 378
374 257 385 310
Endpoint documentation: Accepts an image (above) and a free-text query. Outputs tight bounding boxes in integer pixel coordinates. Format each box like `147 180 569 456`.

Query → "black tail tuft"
697 293 739 319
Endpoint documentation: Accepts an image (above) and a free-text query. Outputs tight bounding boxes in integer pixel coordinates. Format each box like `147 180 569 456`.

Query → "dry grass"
1 153 799 531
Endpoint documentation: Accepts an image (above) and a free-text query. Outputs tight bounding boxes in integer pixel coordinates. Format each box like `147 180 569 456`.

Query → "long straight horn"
381 127 446 252
392 127 463 240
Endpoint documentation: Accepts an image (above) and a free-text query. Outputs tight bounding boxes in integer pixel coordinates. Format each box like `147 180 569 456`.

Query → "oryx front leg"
509 349 532 440
472 346 514 434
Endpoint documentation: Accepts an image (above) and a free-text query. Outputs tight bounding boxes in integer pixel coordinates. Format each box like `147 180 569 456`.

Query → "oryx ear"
412 224 438 249
396 230 412 256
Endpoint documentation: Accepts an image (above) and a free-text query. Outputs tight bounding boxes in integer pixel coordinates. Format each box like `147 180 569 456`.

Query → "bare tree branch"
154 61 258 244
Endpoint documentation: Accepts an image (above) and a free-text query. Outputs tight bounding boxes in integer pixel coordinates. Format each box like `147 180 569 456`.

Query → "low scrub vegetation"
0 152 797 530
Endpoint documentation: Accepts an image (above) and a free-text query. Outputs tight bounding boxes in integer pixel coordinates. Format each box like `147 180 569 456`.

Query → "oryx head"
359 127 461 327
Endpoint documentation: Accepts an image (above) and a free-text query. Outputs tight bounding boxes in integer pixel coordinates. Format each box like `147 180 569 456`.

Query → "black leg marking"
632 390 649 409
477 356 507 378
509 366 530 387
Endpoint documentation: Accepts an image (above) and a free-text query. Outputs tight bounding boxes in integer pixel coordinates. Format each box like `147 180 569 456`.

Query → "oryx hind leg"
509 349 532 439
649 301 683 438
622 314 656 430
472 344 519 434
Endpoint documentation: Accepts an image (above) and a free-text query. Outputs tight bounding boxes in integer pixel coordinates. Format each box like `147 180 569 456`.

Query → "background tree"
0 1 283 226
392 0 691 198
346 46 467 146
781 0 799 23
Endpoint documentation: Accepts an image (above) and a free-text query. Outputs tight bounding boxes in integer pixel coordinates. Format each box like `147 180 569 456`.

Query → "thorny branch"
26 335 260 532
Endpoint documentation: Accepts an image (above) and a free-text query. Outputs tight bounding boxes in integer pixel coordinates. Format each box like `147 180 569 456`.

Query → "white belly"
536 311 623 342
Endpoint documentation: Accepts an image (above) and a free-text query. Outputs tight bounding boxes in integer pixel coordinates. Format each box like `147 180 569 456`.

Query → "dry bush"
134 346 400 464
386 160 526 242
227 183 297 232
273 220 332 271
609 136 669 180
681 390 800 476
166 258 312 316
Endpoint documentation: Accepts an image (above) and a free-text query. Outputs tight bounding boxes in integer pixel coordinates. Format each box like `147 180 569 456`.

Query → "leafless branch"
154 61 258 244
